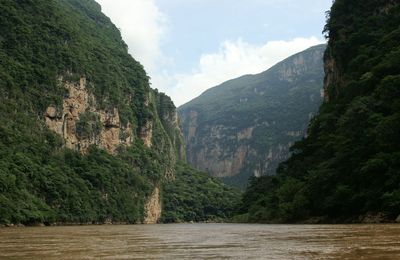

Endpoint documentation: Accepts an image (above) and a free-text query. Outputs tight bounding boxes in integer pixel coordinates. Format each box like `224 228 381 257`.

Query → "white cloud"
95 0 167 72
95 1 324 107
166 37 324 106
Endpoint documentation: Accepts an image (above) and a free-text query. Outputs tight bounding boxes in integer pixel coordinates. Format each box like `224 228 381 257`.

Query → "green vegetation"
0 0 156 225
0 0 237 225
0 127 153 224
161 163 241 223
76 112 102 139
179 45 325 189
154 90 186 161
240 0 400 223
0 0 149 124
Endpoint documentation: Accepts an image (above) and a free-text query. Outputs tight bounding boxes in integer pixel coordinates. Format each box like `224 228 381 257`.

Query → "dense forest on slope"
179 45 325 189
0 0 239 225
240 0 400 223
161 163 240 223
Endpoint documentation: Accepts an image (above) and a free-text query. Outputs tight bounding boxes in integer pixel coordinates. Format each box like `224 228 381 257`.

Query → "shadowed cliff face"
241 0 400 223
179 45 326 188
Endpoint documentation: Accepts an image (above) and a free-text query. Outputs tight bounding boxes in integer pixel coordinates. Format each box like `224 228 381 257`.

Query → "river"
0 223 399 259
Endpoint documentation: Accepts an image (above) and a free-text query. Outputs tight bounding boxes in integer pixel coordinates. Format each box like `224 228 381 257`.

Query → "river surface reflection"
0 223 399 259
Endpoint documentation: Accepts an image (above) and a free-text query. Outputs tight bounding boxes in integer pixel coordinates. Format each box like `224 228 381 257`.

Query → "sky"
95 0 333 106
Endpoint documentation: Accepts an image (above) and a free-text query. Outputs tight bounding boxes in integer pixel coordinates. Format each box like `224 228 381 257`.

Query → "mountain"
178 45 326 188
240 0 400 223
0 0 239 225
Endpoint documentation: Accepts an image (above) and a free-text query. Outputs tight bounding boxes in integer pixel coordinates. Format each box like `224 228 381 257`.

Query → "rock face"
44 78 181 224
45 76 134 154
143 186 162 224
154 91 187 163
323 56 341 101
179 45 326 188
0 0 217 226
139 121 153 148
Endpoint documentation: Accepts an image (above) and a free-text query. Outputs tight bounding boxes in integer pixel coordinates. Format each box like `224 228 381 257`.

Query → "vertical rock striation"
143 186 162 224
179 45 326 188
45 76 132 154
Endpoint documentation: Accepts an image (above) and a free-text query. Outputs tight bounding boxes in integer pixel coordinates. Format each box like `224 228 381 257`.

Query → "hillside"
240 0 400 223
0 0 239 225
179 45 325 188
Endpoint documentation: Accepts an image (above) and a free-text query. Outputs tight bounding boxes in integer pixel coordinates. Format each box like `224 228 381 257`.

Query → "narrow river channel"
0 223 399 259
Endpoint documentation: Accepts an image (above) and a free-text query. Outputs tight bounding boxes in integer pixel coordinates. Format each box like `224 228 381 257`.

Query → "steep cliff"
241 0 400 223
44 76 133 154
179 45 325 188
0 0 239 225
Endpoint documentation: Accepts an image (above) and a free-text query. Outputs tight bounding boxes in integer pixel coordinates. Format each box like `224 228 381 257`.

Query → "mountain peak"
178 45 326 188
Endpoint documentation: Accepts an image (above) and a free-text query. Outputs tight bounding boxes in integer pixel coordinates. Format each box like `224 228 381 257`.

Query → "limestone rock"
187 110 198 141
143 186 161 224
139 121 153 148
178 45 326 188
44 76 132 154
237 127 254 141
45 106 58 118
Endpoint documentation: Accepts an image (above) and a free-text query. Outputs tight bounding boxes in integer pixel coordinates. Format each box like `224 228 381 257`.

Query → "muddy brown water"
0 223 399 259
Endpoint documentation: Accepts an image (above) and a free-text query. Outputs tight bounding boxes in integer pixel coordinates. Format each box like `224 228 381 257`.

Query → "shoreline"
1 219 399 228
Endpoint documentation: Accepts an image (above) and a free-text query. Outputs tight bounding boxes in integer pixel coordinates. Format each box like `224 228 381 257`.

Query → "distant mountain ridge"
179 44 326 188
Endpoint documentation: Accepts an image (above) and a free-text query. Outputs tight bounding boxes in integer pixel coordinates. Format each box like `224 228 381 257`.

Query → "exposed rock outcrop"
193 144 250 178
187 110 198 141
323 51 342 102
237 127 254 141
98 108 121 153
143 186 161 224
139 121 153 148
45 76 133 154
179 45 326 188
0 0 191 226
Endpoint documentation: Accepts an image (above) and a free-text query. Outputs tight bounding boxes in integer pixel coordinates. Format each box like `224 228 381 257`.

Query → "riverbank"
0 221 133 228
231 212 400 224
2 212 399 228
0 218 228 228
